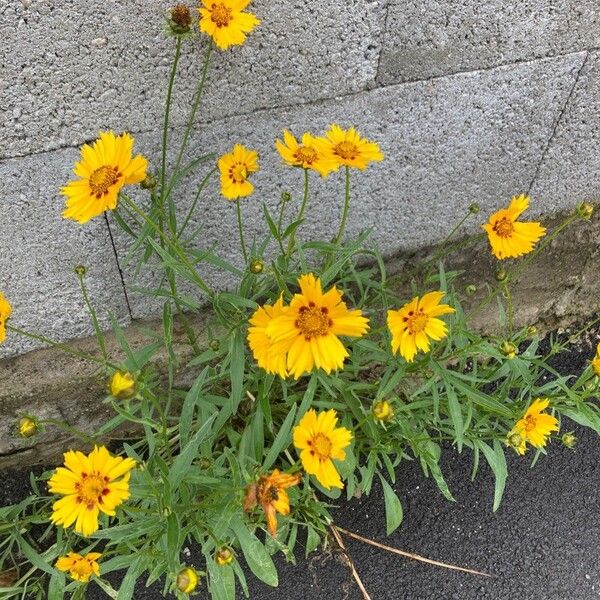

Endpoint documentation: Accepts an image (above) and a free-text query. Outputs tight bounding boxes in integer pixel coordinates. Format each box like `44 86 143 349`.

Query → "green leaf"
47 571 66 600
305 526 321 557
16 534 56 576
230 518 278 587
229 331 246 412
445 384 464 451
207 560 235 600
379 475 403 535
478 440 507 511
263 404 297 470
179 368 209 447
116 556 145 600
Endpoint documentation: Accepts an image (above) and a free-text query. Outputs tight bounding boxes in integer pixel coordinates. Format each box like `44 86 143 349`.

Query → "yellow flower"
18 416 38 438
264 274 369 379
372 400 394 422
387 291 455 363
293 409 352 490
215 548 234 566
218 144 259 200
275 130 335 177
55 552 101 582
199 0 260 50
49 446 136 537
247 296 289 378
0 292 12 344
592 342 600 376
320 124 383 171
243 470 301 536
109 371 136 399
176 566 199 593
507 398 559 455
482 195 546 260
61 131 148 224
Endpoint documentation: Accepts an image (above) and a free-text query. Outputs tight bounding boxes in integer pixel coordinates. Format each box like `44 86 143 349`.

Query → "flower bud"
577 202 594 219
168 4 193 35
140 173 157 190
500 341 518 359
281 191 292 203
109 371 136 399
74 265 87 277
561 432 576 449
372 400 394 422
18 416 38 438
506 430 525 452
209 338 220 352
465 284 477 295
249 259 264 274
468 202 480 214
176 567 199 594
215 548 233 566
495 268 508 282
527 325 538 336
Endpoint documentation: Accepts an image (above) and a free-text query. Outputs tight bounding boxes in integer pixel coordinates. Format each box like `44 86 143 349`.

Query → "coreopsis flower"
215 548 233 566
61 131 147 224
247 296 289 378
109 371 136 399
264 274 369 379
507 398 559 455
320 124 383 171
591 342 600 376
176 567 199 593
243 470 301 536
372 400 394 422
275 130 335 177
218 144 259 200
49 446 136 536
55 552 101 582
18 416 39 438
482 195 546 260
199 0 260 50
387 291 455 363
293 409 352 489
168 4 193 35
0 292 12 344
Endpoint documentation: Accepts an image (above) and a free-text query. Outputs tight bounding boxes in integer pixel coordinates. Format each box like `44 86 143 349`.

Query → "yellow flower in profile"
176 567 199 593
49 446 136 537
243 470 301 536
109 371 136 399
591 342 600 376
215 548 234 566
0 292 12 344
293 409 352 490
320 124 383 171
265 274 369 379
199 0 260 50
55 552 101 582
482 195 546 260
61 131 148 224
275 130 335 177
218 144 259 200
247 296 289 378
387 291 455 363
507 398 559 455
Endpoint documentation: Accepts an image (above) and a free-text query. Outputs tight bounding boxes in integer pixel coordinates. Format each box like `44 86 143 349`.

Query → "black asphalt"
2 330 599 600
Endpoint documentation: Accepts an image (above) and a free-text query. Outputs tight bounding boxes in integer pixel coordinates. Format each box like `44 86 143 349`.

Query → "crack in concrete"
527 51 590 196
371 0 392 90
104 213 133 321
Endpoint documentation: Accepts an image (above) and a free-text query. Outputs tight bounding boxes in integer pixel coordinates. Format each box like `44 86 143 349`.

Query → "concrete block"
0 149 130 359
111 53 584 318
1 0 385 159
378 1 600 85
530 50 600 210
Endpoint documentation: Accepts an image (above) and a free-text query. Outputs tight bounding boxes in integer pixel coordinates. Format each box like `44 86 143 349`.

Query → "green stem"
40 419 100 446
334 166 351 245
287 168 309 255
177 166 217 238
76 271 107 362
275 198 287 256
236 200 249 264
502 281 514 335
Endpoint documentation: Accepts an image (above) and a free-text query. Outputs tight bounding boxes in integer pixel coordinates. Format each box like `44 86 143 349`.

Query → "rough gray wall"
2 0 600 358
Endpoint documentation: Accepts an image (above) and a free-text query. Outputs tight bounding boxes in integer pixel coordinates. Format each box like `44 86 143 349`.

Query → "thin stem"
502 281 514 335
40 419 100 446
236 200 249 264
287 168 309 255
177 166 217 238
275 199 287 256
334 166 351 245
76 271 107 362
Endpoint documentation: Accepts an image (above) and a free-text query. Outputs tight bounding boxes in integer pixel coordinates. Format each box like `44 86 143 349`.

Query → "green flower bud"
468 202 480 214
465 284 477 295
74 265 87 277
249 259 264 274
495 268 508 282
281 191 292 203
209 339 220 352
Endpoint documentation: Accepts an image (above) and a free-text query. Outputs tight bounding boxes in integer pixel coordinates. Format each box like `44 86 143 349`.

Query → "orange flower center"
210 3 233 27
76 473 110 510
89 166 120 199
493 217 515 238
311 433 332 459
334 141 358 160
523 414 538 433
71 558 94 579
295 303 332 339
229 163 248 184
404 309 428 334
295 146 318 165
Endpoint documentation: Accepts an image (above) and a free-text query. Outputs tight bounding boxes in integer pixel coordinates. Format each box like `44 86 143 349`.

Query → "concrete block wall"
2 0 600 359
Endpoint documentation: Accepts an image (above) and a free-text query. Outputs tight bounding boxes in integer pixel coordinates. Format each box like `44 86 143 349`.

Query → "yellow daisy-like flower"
320 124 383 171
218 144 259 200
591 342 600 376
0 291 12 344
264 273 369 379
199 0 260 50
247 296 289 378
55 552 101 582
275 130 335 177
243 469 301 536
387 291 455 363
507 398 559 455
61 131 148 224
293 409 352 490
49 446 136 537
482 194 547 260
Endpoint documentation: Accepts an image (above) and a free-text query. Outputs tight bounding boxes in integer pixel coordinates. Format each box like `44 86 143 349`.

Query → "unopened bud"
18 416 38 438
506 430 525 454
527 325 538 336
109 371 136 399
176 567 199 594
465 284 477 296
561 432 576 449
495 268 508 282
168 4 193 35
281 191 292 203
372 400 394 422
500 341 518 359
209 338 220 352
140 174 157 190
249 259 264 274
74 265 87 277
577 202 594 220
468 202 480 214
215 548 233 566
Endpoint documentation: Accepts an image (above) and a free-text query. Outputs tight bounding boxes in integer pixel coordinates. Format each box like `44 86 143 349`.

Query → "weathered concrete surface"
530 50 600 207
112 53 586 318
0 150 130 359
378 0 600 85
1 0 385 159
